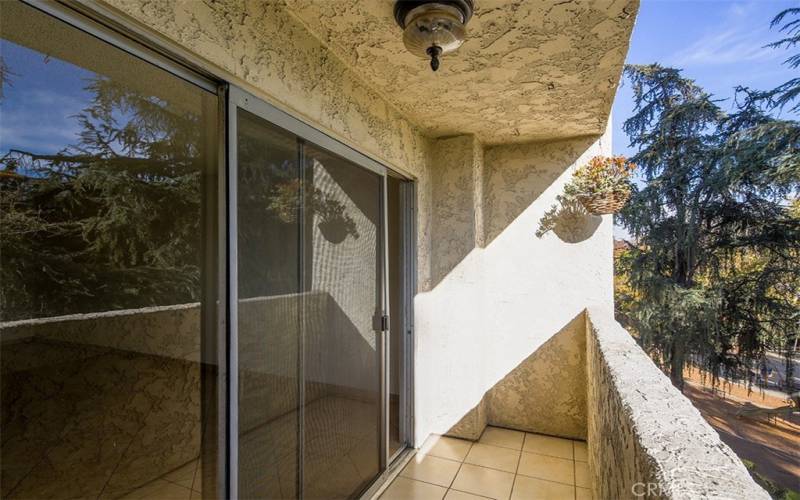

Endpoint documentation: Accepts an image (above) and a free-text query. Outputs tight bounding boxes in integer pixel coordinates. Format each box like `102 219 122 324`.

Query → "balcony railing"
585 307 769 499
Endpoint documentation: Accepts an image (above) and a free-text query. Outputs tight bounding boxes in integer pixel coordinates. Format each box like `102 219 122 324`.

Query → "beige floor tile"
523 434 574 460
478 427 525 451
574 461 590 488
305 458 364 499
576 487 592 500
445 489 491 499
162 460 198 489
239 451 282 499
451 463 514 500
421 435 473 462
573 441 588 462
511 475 575 500
381 477 447 500
464 443 520 473
517 452 574 485
401 454 462 487
349 437 381 480
119 479 192 500
191 460 202 492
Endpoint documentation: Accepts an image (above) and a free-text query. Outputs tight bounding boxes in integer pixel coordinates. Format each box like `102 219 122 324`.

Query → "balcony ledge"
586 307 769 500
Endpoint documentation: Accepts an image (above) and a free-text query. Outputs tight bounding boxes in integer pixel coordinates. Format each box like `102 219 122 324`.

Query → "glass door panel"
0 2 220 498
302 145 382 499
233 99 386 498
236 110 301 499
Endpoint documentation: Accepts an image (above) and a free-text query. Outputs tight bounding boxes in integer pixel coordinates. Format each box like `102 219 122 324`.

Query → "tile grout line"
573 441 577 500
398 441 473 497
509 435 524 500
452 440 521 500
514 471 578 488
520 449 576 462
446 441 471 492
159 460 201 491
476 439 526 451
462 460 522 475
448 487 493 499
421 452 470 465
190 458 201 493
396 476 452 491
463 440 525 476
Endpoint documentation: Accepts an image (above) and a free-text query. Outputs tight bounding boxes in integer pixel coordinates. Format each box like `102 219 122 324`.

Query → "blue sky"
611 0 798 238
612 0 798 156
0 40 92 156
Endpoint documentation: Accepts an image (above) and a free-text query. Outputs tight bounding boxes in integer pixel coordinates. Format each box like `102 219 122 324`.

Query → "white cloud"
670 29 779 66
0 88 85 153
667 1 784 67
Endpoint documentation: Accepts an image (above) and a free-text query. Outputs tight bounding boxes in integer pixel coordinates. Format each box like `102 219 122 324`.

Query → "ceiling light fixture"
394 0 474 72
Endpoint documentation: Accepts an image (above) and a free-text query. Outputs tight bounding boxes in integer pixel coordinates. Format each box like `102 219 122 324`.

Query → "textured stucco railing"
585 307 769 500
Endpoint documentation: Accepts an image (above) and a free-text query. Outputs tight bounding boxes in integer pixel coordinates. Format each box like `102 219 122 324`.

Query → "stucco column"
427 135 485 288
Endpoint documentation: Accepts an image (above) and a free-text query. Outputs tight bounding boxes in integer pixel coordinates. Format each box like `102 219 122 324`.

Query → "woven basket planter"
577 190 630 215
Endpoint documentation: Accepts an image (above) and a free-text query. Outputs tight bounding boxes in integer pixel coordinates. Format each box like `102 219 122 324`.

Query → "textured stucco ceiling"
284 0 638 145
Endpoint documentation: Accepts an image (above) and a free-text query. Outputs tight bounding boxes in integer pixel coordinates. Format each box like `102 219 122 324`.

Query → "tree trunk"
786 335 796 394
670 340 685 391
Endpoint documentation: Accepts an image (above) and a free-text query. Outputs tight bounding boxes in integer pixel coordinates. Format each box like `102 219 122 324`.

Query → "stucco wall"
1 293 364 423
428 135 483 288
585 308 769 500
98 0 618 448
415 127 614 444
486 312 587 438
1 307 203 499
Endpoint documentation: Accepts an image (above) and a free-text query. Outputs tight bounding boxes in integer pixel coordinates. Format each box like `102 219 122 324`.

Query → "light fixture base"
394 0 474 29
394 0 474 71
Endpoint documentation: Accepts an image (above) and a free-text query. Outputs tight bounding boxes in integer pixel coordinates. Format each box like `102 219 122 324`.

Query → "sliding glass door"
236 111 301 499
231 89 403 499
0 2 221 498
0 4 410 497
301 143 383 498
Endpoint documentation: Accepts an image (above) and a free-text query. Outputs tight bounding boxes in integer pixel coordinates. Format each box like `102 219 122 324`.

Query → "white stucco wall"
414 126 614 444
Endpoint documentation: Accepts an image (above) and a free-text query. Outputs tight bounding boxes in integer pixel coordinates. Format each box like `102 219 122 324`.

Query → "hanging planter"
564 156 636 215
576 189 631 215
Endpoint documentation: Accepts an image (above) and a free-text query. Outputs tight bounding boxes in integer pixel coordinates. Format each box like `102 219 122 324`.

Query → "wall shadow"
535 195 602 244
482 135 599 247
427 134 600 289
444 312 588 441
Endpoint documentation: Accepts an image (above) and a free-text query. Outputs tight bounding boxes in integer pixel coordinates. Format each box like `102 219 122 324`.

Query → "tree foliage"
766 8 800 112
0 76 208 321
617 63 800 390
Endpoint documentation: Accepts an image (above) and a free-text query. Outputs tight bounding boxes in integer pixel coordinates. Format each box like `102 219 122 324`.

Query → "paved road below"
683 380 800 493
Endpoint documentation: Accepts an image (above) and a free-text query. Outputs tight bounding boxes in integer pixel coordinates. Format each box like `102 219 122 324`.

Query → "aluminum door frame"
227 85 413 497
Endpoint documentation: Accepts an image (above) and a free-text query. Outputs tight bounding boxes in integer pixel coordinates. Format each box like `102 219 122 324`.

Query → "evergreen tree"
618 65 800 390
766 8 800 112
